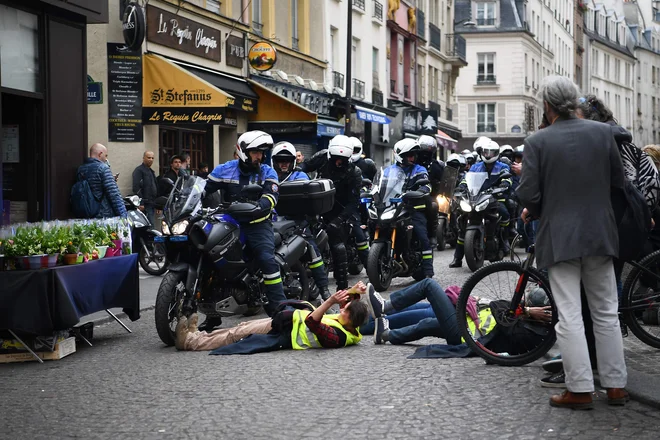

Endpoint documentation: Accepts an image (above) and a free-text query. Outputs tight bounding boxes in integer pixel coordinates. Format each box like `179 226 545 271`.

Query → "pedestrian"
132 151 158 226
197 162 209 179
517 76 629 409
73 143 127 218
643 145 660 170
296 150 304 165
159 155 182 196
180 153 191 175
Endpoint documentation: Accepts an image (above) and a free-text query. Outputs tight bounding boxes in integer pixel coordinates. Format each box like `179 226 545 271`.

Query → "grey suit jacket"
517 117 625 269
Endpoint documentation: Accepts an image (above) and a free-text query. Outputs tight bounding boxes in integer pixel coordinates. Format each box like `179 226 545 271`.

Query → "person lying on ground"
361 279 552 349
175 283 369 352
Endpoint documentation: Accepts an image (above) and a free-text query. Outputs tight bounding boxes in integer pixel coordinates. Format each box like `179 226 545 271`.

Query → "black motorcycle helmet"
417 135 437 167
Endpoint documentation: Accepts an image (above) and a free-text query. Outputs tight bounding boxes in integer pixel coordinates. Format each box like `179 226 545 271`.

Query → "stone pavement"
2 250 660 439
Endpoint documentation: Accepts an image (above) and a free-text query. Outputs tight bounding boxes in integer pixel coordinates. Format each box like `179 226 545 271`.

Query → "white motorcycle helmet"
478 139 500 164
349 136 363 162
393 138 420 166
327 135 353 174
446 153 466 169
271 141 297 174
236 130 274 171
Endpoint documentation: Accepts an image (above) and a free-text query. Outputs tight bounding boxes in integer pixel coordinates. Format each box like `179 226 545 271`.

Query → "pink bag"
444 285 480 326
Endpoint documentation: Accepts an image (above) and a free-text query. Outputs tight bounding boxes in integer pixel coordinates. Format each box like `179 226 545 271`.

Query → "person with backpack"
71 143 126 219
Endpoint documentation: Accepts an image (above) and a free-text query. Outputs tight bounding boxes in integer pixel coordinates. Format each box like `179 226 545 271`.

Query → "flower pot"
95 246 109 259
107 247 121 257
63 253 81 265
45 254 59 268
19 254 48 270
112 239 123 254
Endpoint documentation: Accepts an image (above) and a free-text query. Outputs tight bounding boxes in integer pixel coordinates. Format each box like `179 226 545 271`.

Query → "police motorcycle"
434 166 458 251
454 170 512 271
153 174 320 346
123 195 169 276
366 166 429 291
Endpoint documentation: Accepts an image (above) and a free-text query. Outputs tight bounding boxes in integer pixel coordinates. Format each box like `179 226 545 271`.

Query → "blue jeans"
360 303 434 334
411 211 434 276
384 278 461 345
144 205 156 227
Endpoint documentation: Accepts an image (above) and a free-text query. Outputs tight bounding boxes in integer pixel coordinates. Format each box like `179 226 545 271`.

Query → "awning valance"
247 80 317 123
436 129 458 150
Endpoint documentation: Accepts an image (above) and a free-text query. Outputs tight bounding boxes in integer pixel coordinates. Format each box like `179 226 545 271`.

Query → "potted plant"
62 237 80 265
107 224 122 257
41 226 69 268
90 223 111 259
12 226 48 269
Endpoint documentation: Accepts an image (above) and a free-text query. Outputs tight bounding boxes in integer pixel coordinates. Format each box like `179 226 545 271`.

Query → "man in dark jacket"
159 155 182 197
76 143 126 218
517 76 628 409
132 151 158 225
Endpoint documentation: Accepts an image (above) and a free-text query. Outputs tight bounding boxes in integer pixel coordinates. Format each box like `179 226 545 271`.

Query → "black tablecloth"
0 254 140 335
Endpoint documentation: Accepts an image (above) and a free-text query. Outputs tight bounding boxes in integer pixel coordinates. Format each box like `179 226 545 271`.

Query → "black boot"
334 261 349 291
449 258 462 268
198 316 223 332
319 286 331 302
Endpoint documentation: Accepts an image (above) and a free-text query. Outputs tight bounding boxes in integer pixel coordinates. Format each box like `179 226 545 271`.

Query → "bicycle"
456 245 558 366
620 249 660 348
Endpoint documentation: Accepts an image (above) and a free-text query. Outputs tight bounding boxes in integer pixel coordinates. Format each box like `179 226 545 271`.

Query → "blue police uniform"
207 159 286 315
383 163 434 276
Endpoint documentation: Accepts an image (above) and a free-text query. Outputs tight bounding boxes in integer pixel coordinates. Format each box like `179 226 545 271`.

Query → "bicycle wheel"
509 234 524 263
456 261 557 366
621 250 660 349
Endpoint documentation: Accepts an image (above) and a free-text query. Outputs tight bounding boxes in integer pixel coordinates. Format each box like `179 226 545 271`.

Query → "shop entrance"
1 92 44 224
158 126 212 177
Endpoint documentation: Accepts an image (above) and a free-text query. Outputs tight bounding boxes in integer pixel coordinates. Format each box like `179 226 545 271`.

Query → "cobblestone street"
2 250 660 439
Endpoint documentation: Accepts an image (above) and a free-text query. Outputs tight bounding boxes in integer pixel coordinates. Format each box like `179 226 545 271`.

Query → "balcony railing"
416 8 425 40
477 123 496 132
292 37 299 51
428 101 441 114
446 107 453 121
333 71 345 89
390 79 396 94
372 88 384 106
352 78 366 100
476 18 495 26
429 23 441 51
373 0 383 22
477 74 497 84
403 84 410 99
252 21 264 36
446 34 466 62
354 0 365 11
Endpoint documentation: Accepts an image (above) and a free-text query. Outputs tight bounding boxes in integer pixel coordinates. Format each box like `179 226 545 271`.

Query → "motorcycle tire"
155 271 186 346
139 240 169 276
292 262 310 302
348 262 364 275
465 229 485 272
436 220 446 251
367 242 393 291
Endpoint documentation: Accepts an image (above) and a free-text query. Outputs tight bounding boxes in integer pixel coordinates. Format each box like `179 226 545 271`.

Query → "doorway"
158 126 211 177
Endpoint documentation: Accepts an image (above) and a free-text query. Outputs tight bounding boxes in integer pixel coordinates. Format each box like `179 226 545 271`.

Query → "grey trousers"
548 256 627 392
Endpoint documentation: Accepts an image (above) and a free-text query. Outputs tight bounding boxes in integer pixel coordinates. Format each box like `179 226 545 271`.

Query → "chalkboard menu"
107 43 143 142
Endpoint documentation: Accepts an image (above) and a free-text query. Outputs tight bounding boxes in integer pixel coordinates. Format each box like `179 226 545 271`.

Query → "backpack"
71 170 102 218
613 181 651 262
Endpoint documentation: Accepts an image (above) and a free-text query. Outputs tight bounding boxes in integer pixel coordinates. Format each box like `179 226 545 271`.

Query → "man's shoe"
198 316 223 333
175 316 189 351
542 357 564 374
540 371 566 388
374 317 390 345
549 391 594 410
365 283 385 319
607 388 630 406
187 313 199 333
449 258 462 268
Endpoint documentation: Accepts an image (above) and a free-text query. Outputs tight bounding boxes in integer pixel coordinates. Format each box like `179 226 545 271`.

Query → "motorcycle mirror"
163 178 175 185
241 184 263 201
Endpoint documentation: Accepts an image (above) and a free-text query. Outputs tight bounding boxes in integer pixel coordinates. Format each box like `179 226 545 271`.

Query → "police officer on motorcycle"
299 135 363 292
462 149 476 171
449 137 512 268
417 135 446 247
446 153 467 183
384 138 434 277
271 141 331 302
350 137 377 181
205 131 286 322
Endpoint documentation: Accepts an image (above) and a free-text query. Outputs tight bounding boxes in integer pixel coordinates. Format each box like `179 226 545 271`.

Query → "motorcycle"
366 167 428 291
433 166 458 251
154 175 312 346
454 170 511 272
123 195 168 276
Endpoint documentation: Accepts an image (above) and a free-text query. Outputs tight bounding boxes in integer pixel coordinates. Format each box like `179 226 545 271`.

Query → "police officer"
271 141 331 302
446 153 467 183
349 137 377 181
383 138 434 277
206 131 286 322
417 135 445 247
300 135 362 292
449 137 512 268
462 149 476 171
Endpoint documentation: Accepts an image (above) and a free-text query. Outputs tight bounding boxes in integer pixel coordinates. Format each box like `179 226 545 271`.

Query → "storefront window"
0 6 40 93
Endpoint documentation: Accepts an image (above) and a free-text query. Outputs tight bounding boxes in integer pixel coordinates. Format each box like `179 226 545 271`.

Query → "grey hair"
537 76 580 117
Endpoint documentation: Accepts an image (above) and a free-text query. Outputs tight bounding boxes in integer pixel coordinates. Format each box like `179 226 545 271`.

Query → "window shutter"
468 103 476 134
497 103 506 133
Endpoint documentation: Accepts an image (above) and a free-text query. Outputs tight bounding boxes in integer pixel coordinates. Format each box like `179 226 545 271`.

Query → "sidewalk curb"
595 367 660 410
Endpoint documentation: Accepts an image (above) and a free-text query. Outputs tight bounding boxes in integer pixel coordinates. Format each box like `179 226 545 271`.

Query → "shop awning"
247 80 317 123
317 117 345 137
436 129 458 150
171 59 258 113
355 105 391 125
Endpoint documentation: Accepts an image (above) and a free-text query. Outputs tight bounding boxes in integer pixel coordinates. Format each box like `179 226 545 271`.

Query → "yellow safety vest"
291 309 362 349
462 307 497 343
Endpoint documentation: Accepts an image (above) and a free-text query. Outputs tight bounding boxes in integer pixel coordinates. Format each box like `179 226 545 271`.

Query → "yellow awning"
247 80 317 123
142 53 233 107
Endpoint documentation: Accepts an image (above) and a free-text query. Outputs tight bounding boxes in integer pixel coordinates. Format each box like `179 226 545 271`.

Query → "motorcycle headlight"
129 195 140 207
172 220 189 235
436 195 450 213
475 199 490 212
381 210 395 221
161 221 171 235
459 200 472 212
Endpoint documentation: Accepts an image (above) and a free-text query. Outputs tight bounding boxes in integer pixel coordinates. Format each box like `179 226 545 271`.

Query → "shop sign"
146 5 221 62
251 77 333 116
107 43 143 142
87 75 103 104
511 125 522 133
420 110 438 134
143 107 237 126
317 123 344 137
403 109 421 133
122 2 145 50
226 35 246 68
356 108 391 125
248 42 277 71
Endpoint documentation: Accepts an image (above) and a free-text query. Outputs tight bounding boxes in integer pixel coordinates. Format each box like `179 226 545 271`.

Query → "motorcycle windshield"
377 166 406 206
465 172 488 197
165 175 207 225
436 166 458 197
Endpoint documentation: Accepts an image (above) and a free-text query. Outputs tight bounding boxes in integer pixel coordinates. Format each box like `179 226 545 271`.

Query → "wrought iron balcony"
476 18 495 26
429 23 441 51
352 78 366 100
333 71 345 89
252 21 264 36
477 123 496 132
445 34 466 63
372 89 384 106
354 0 365 11
428 101 441 114
477 74 497 85
373 0 383 22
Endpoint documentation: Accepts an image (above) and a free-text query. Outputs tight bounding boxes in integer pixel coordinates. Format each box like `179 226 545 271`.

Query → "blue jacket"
459 161 512 195
279 169 309 182
76 158 127 218
384 163 431 195
207 160 280 223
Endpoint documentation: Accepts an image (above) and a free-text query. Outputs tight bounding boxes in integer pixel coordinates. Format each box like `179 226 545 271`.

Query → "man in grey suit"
517 76 629 409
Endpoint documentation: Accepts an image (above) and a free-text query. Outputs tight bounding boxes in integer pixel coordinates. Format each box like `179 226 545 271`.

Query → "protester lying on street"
361 279 552 354
174 283 368 354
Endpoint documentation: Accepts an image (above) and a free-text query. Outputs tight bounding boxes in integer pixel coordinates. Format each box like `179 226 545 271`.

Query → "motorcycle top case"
277 179 336 216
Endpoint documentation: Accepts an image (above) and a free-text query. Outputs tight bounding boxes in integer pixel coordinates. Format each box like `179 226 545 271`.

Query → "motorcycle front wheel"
139 240 169 276
155 271 186 346
367 242 393 291
436 219 446 251
465 229 485 272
